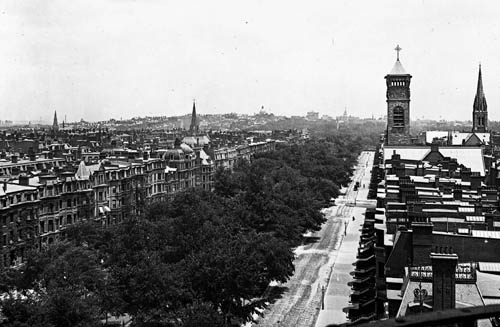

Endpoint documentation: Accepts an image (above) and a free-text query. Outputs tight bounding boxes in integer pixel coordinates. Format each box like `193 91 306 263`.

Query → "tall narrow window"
393 107 405 127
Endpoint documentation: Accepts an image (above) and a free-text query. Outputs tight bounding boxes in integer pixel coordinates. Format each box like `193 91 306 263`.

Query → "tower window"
393 107 405 127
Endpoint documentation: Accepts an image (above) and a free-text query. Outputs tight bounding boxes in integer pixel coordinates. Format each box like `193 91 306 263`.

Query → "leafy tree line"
0 136 364 327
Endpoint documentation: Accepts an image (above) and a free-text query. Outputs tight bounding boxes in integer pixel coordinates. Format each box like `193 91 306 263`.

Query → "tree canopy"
0 134 367 326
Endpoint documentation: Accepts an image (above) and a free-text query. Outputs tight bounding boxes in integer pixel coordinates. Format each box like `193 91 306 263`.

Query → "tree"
0 241 106 327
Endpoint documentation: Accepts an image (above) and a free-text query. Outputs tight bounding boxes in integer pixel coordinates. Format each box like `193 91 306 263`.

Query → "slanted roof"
0 183 37 196
199 149 212 165
76 161 90 179
389 59 408 75
76 161 101 179
472 231 500 239
478 263 500 274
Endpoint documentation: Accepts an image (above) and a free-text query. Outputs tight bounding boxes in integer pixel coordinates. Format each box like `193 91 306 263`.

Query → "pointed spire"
472 64 488 132
476 64 484 99
189 100 198 135
52 110 59 131
473 64 487 112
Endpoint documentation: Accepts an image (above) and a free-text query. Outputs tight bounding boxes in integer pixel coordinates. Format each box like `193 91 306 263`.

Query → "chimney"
11 155 18 164
453 184 462 200
174 138 181 149
48 152 54 159
2 182 6 192
411 219 433 265
474 202 482 216
143 152 149 161
29 153 36 161
0 152 5 159
470 172 481 190
430 250 458 311
19 175 29 186
461 169 472 182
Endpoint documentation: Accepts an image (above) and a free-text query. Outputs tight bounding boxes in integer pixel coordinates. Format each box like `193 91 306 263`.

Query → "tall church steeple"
385 45 412 145
52 110 59 132
189 100 198 135
472 64 488 133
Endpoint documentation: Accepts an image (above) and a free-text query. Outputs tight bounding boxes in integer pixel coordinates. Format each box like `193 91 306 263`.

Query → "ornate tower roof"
389 60 407 75
388 45 409 75
473 64 487 112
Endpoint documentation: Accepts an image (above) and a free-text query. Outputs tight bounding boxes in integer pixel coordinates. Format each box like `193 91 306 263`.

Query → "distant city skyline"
1 1 500 122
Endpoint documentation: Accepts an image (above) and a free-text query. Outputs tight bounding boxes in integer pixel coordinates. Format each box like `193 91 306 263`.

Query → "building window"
393 107 405 127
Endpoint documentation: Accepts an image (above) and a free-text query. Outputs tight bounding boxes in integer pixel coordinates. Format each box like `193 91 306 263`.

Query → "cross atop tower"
395 44 402 61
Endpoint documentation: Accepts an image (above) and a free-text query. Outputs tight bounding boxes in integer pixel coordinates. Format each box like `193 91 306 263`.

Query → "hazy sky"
1 0 500 123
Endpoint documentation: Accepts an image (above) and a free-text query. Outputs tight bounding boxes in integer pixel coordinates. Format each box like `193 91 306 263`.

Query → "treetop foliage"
0 133 370 326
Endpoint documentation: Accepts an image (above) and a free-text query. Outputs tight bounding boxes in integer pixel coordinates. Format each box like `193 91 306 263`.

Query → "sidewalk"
315 151 374 327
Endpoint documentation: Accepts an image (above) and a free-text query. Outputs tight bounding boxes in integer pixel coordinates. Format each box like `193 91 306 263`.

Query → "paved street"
253 151 375 327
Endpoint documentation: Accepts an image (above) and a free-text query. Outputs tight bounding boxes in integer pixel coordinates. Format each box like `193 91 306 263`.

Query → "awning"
99 207 104 214
104 206 111 212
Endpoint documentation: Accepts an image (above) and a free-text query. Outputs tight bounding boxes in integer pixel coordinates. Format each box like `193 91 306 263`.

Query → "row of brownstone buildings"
0 134 276 269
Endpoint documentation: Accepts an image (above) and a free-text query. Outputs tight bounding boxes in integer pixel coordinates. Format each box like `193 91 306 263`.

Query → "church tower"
189 100 199 135
472 64 488 133
385 45 412 145
52 110 59 132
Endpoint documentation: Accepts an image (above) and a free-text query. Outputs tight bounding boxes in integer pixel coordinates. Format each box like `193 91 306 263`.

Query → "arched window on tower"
393 106 405 127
